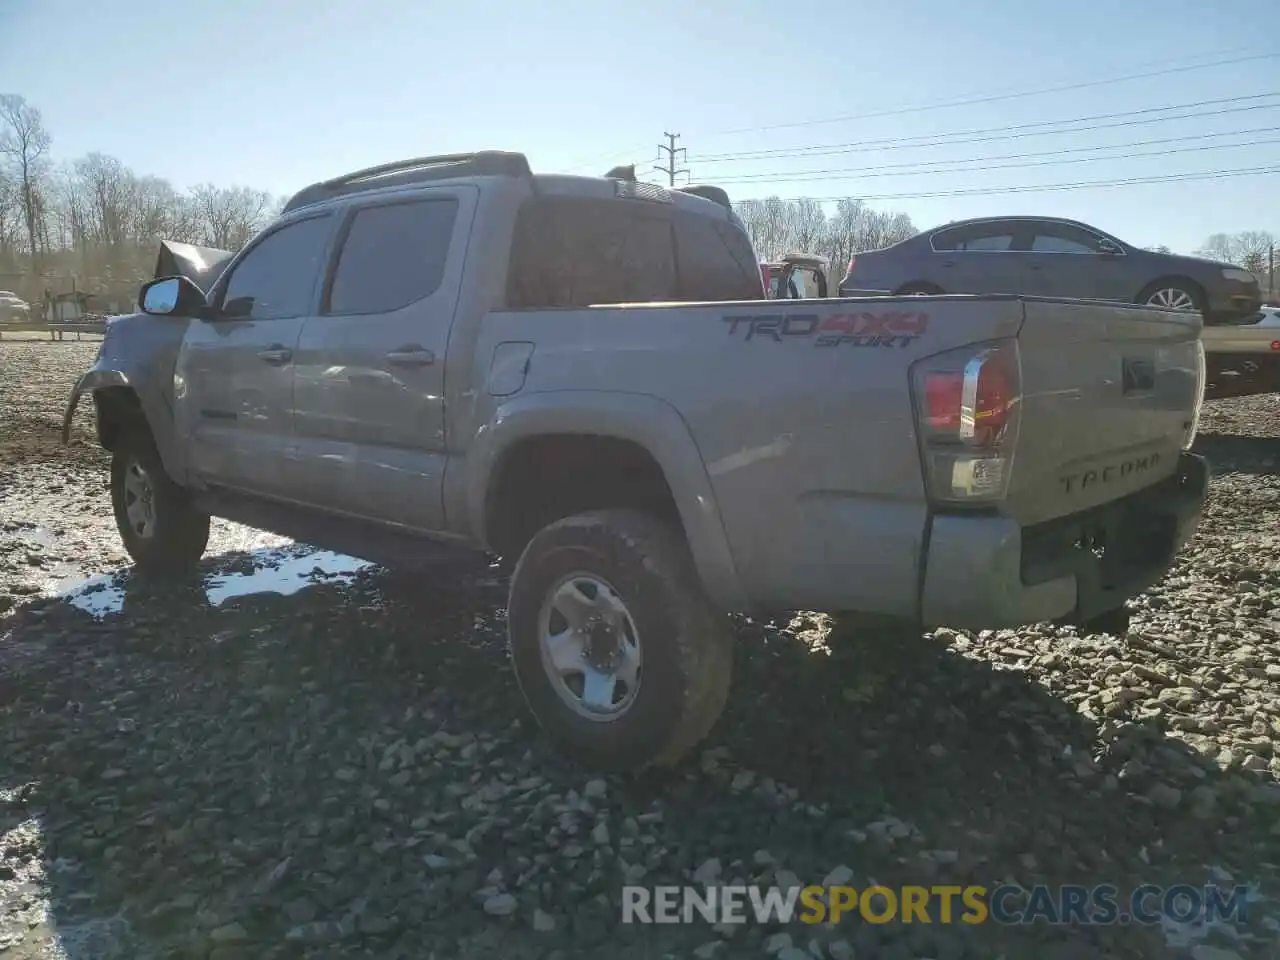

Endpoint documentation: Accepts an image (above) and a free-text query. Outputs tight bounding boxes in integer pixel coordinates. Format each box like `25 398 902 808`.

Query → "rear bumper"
1204 279 1261 321
919 453 1208 629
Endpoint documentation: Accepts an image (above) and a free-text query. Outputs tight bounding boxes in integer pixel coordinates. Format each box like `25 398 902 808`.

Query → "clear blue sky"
3 0 1279 254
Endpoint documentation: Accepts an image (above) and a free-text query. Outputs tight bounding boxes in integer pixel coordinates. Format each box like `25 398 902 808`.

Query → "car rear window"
505 197 761 308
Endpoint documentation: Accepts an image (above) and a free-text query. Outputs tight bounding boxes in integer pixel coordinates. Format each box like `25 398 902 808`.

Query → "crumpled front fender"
61 368 131 444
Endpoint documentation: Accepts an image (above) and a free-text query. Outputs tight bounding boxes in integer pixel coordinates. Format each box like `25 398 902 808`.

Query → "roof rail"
676 184 732 211
282 151 532 213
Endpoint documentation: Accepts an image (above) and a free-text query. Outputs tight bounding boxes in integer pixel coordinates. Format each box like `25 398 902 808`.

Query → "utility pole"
654 132 688 186
1270 242 1275 300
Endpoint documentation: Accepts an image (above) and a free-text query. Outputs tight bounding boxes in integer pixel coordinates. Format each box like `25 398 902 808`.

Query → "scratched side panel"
477 295 1023 616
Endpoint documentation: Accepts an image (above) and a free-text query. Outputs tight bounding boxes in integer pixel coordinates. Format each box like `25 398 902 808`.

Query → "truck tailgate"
1009 299 1203 526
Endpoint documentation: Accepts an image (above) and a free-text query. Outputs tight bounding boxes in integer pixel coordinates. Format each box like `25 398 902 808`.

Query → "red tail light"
846 256 857 274
911 339 1022 503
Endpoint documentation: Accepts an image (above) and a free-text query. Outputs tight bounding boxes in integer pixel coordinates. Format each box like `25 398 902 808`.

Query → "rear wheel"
1138 280 1203 314
896 282 943 296
110 430 210 575
507 509 733 773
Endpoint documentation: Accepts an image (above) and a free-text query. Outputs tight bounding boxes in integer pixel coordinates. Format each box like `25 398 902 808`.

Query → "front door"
174 213 335 499
1021 221 1132 303
291 187 476 530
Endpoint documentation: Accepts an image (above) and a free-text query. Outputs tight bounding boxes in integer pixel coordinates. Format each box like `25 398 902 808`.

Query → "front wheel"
110 431 210 575
1139 280 1203 314
507 509 733 773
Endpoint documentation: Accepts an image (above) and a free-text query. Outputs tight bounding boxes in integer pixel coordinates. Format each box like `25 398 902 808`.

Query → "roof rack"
675 184 732 211
282 151 532 213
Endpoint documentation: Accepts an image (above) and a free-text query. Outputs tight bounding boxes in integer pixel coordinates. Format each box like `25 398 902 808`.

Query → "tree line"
731 197 917 286
0 94 278 308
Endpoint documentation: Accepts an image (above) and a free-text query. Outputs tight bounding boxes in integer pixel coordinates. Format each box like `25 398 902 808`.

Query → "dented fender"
59 311 190 482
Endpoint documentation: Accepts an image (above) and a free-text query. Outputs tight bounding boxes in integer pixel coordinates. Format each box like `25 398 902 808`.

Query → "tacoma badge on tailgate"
1060 451 1162 494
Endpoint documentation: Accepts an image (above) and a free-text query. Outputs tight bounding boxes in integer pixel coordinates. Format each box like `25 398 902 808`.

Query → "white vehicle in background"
1201 304 1280 398
0 290 32 323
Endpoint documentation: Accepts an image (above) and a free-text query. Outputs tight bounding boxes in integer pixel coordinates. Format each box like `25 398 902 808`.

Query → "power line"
561 48 1272 172
749 164 1280 204
693 93 1280 163
710 127 1280 185
653 132 689 186
706 51 1279 138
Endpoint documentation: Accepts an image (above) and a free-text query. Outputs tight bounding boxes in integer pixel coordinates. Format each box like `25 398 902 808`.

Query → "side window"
218 216 331 320
955 228 1016 252
673 213 764 301
505 197 677 308
931 228 959 252
327 198 459 315
1030 225 1101 254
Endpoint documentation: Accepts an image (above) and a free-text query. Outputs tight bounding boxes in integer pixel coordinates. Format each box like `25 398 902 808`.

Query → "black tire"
110 429 210 575
1136 278 1204 314
896 282 943 296
507 509 733 773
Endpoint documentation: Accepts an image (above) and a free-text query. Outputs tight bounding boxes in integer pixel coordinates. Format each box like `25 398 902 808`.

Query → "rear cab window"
505 195 761 308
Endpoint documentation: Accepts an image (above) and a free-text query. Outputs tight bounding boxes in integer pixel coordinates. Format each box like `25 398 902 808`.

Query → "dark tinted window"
327 198 458 315
506 197 677 308
219 215 331 320
932 223 1017 252
673 213 764 301
1030 223 1103 254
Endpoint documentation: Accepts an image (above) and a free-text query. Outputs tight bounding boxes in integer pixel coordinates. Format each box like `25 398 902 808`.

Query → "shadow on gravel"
0 551 1277 959
1194 433 1280 480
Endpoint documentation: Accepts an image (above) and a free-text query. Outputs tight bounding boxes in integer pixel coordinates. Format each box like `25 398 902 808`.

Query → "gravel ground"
1 340 1279 960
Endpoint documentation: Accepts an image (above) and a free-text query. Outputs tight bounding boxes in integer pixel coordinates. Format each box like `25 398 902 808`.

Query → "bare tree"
190 184 273 249
1234 230 1274 274
734 196 917 290
0 94 52 265
1196 231 1276 271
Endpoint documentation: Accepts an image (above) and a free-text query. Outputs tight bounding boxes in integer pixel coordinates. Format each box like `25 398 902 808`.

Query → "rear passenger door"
291 187 476 530
928 220 1032 295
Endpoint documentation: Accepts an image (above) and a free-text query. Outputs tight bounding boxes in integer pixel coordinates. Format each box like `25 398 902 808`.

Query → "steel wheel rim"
537 572 642 721
1147 288 1197 311
122 458 156 540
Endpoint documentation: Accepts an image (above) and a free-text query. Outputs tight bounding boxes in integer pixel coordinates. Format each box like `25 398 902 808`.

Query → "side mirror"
139 275 206 317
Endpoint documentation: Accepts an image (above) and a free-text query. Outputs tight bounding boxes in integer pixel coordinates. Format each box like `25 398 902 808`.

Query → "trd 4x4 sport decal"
721 312 929 349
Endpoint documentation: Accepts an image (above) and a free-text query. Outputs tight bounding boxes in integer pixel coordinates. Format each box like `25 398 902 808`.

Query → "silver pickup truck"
63 151 1210 772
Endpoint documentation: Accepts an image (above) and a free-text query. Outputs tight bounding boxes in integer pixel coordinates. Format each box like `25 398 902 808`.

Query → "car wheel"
1139 281 1203 313
507 509 733 773
110 430 210 575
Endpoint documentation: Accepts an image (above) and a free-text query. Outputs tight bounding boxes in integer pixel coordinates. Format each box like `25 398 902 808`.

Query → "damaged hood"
154 239 236 291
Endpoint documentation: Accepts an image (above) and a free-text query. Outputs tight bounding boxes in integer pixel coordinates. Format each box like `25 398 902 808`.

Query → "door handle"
386 346 435 367
941 260 956 268
257 345 292 364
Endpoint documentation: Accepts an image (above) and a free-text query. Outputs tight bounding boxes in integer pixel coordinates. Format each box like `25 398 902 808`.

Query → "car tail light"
910 338 1021 503
846 256 856 275
1184 339 1206 450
